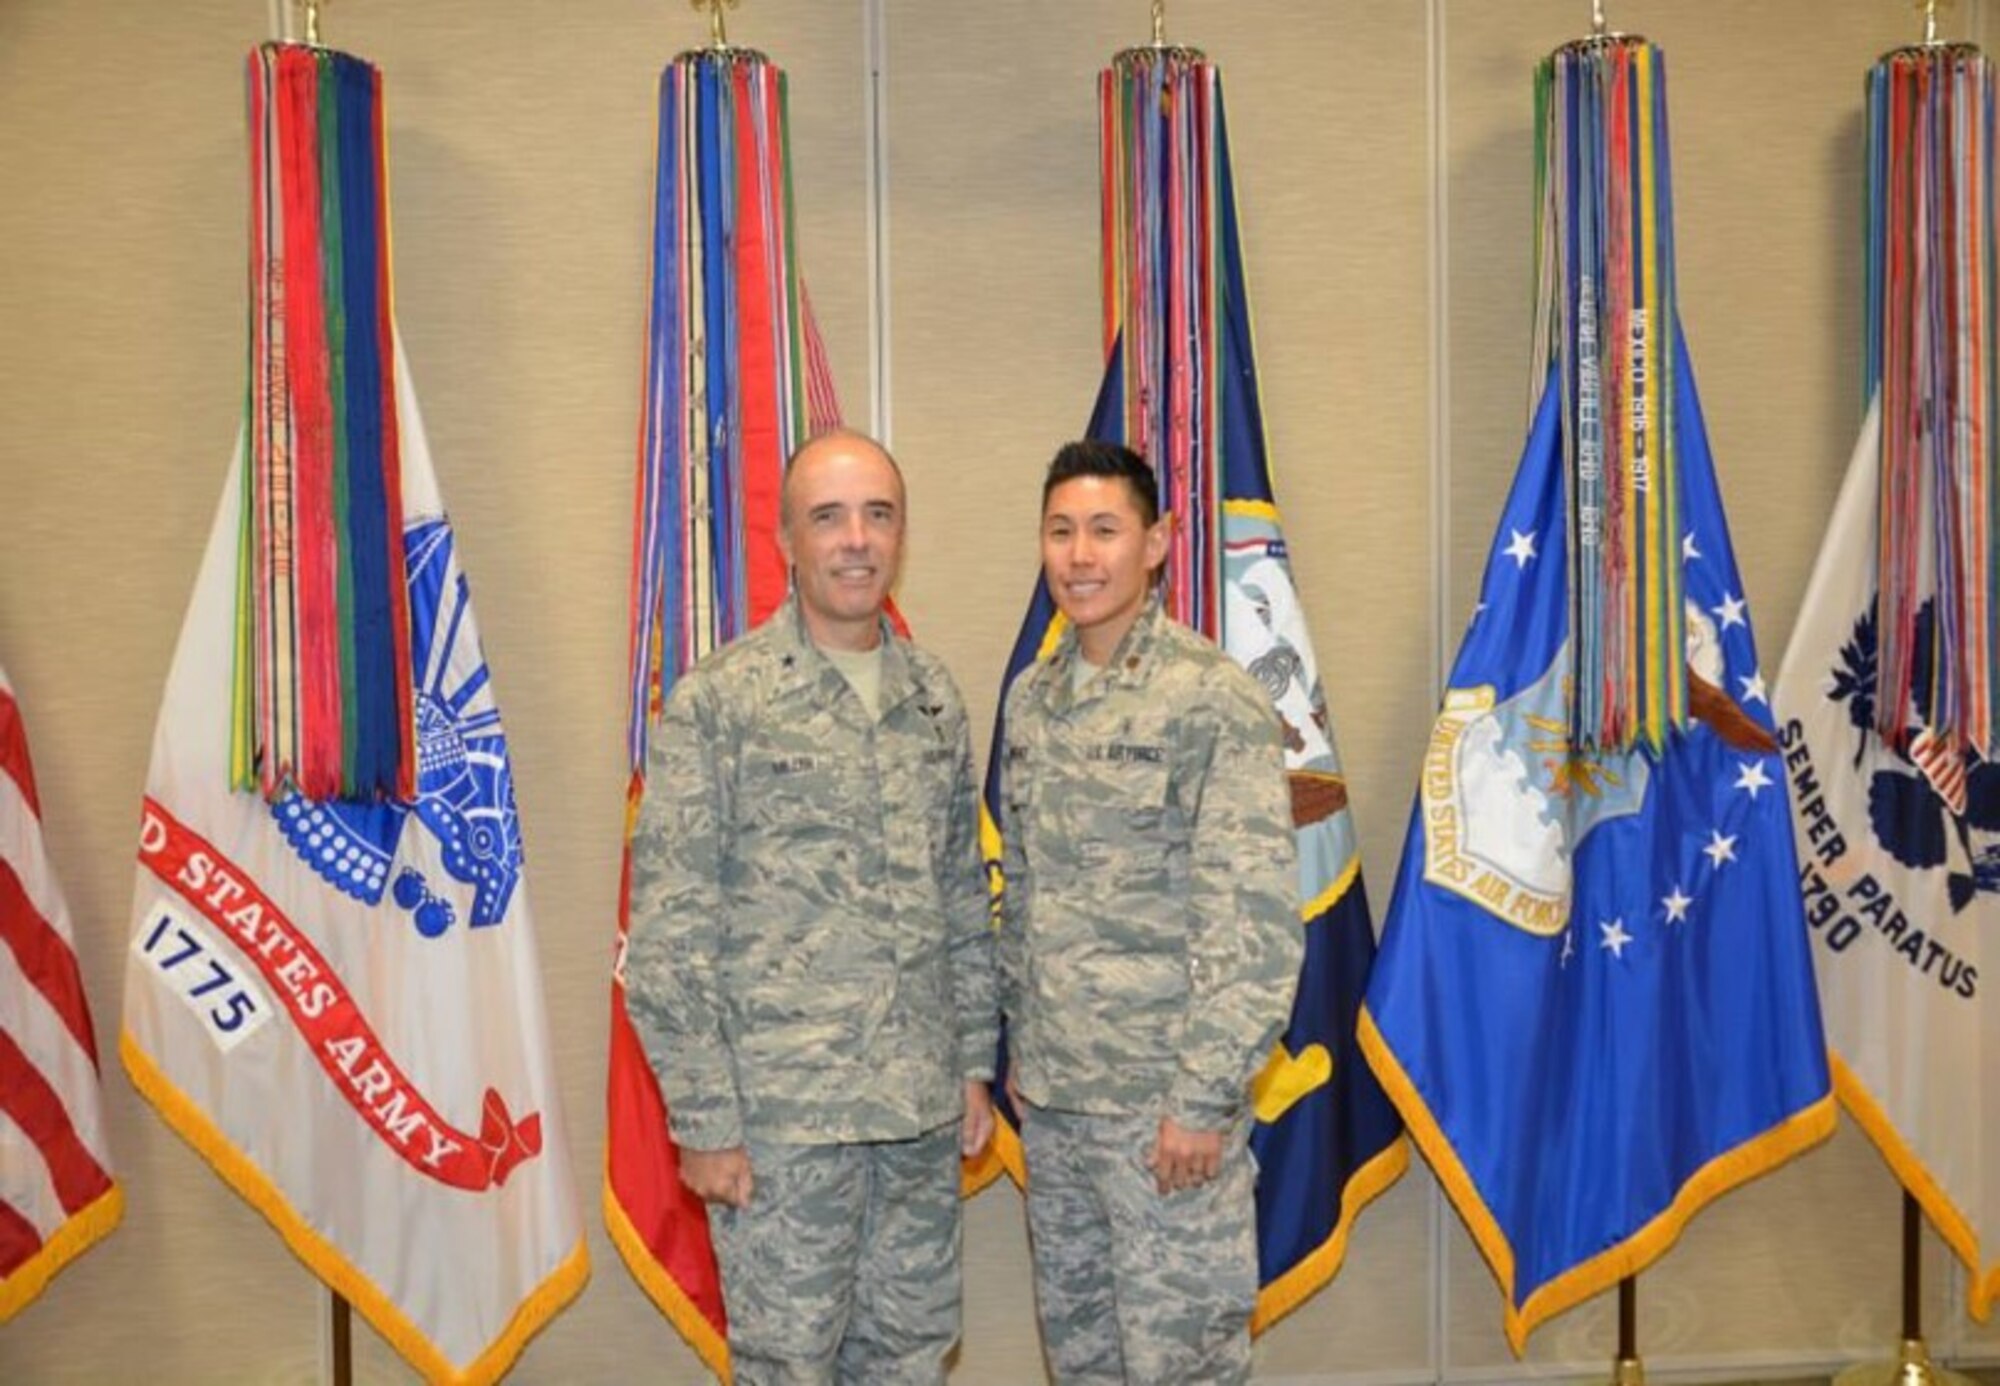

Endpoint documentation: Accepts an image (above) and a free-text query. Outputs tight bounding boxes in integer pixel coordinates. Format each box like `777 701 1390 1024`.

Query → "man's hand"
680 1146 754 1208
1145 1117 1224 1196
962 1080 996 1158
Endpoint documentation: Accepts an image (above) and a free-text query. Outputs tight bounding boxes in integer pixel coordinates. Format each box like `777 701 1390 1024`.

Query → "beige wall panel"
887 1 1433 1380
881 0 1112 755
1441 0 1993 1377
1221 4 1438 1367
0 1 868 1382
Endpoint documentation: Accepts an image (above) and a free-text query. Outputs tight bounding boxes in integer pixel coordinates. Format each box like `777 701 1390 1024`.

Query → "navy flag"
979 53 1407 1328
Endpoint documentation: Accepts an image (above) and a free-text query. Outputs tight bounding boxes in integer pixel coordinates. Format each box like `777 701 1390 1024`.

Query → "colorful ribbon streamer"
1101 51 1221 635
625 51 842 779
238 43 414 802
1866 44 1997 757
1533 38 1687 752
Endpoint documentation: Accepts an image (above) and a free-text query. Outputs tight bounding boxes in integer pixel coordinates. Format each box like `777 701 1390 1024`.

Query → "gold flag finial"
1559 0 1638 55
693 0 739 50
302 0 326 46
1919 0 1956 46
1116 0 1202 66
680 0 764 65
696 0 744 50
1879 0 1971 62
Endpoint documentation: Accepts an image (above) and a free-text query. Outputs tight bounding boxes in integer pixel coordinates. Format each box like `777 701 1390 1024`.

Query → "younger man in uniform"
998 439 1300 1384
626 430 998 1385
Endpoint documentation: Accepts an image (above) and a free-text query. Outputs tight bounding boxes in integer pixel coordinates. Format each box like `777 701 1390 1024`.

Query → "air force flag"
1361 341 1834 1351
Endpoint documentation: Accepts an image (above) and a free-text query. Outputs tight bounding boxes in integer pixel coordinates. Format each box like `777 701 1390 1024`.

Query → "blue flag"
1360 338 1834 1351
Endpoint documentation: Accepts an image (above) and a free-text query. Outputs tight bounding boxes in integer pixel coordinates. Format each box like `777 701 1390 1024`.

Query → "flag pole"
272 5 357 1372
307 0 346 1371
295 9 344 1371
1833 9 1979 1380
1607 1276 1644 1386
1831 1194 1975 1386
329 1292 352 1386
1561 16 1654 1381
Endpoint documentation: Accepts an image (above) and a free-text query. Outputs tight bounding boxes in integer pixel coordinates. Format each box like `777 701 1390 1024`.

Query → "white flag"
121 348 588 1382
1775 399 1999 1320
1 666 121 1320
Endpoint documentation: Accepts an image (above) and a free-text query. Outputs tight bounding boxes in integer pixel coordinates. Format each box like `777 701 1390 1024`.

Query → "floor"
1724 1372 2000 1386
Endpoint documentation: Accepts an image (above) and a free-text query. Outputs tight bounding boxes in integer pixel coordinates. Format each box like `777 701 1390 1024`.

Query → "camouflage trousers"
1022 1107 1256 1385
708 1121 962 1386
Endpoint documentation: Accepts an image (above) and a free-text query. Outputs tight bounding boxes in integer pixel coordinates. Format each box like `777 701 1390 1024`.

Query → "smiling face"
1041 474 1169 665
779 433 906 652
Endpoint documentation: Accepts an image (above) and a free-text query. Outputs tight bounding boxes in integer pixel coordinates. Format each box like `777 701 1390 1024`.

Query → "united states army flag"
123 356 589 1380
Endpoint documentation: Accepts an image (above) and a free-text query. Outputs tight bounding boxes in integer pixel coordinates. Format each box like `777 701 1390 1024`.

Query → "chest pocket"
1080 745 1176 856
740 749 851 848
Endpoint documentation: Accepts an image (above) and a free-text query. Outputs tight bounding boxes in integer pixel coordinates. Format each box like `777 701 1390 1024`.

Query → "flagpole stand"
1833 1194 1974 1386
1606 1276 1646 1386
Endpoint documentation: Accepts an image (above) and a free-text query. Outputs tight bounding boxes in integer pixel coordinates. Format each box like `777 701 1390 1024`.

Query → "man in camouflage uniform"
999 440 1300 1384
625 430 999 1385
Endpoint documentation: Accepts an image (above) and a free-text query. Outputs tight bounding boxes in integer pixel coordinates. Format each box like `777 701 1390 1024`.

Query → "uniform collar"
770 593 921 717
1040 588 1168 715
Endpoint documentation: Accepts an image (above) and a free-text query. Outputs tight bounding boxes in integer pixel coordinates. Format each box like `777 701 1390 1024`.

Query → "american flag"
0 665 121 1321
1910 726 1970 817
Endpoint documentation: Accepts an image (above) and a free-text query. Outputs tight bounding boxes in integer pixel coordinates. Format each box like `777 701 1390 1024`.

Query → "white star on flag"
1703 830 1739 868
1683 531 1702 562
1712 592 1747 629
1739 671 1767 704
1504 529 1538 568
1734 759 1773 799
1599 918 1634 959
1662 886 1693 924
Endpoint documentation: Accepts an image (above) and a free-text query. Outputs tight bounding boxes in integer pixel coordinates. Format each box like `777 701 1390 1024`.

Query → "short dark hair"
1041 439 1160 527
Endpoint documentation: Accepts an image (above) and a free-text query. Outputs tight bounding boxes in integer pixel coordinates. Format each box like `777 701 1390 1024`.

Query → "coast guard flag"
1774 403 2000 1318
1769 44 2000 1321
983 53 1407 1330
1 667 122 1321
1359 341 1835 1349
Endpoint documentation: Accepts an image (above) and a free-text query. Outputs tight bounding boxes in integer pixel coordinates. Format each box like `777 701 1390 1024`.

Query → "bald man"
626 431 999 1384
